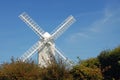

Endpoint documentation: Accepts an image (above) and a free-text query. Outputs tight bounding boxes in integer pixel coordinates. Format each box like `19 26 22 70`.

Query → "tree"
98 46 120 80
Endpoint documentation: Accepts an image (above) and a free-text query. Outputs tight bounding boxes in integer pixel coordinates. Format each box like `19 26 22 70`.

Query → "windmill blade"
54 46 67 60
19 12 45 39
19 41 45 62
54 47 73 66
51 15 76 40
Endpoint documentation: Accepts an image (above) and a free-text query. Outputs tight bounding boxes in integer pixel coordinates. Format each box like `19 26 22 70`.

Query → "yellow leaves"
71 64 103 80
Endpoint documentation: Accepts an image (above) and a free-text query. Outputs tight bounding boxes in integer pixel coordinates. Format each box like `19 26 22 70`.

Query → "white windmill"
19 12 76 67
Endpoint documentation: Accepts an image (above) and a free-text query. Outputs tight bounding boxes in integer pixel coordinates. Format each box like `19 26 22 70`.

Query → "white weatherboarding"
19 12 76 67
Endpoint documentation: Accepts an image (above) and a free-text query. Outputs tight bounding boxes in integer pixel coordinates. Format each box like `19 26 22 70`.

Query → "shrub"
70 58 103 80
0 59 41 80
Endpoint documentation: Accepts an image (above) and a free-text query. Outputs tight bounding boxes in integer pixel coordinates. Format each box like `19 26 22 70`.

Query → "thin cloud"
90 7 120 33
76 11 103 17
68 32 89 42
68 5 120 43
77 33 89 38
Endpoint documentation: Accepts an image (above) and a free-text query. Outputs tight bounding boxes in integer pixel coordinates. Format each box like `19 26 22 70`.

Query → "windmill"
19 12 76 67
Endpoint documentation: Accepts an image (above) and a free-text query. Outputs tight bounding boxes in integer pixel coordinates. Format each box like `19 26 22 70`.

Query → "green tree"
98 46 120 80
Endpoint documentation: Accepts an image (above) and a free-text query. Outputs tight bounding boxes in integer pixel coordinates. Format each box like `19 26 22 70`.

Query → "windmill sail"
54 47 73 66
19 41 45 61
51 15 76 40
19 12 45 39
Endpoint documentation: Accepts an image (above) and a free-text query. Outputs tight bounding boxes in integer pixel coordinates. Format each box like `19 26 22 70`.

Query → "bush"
0 59 41 80
70 58 103 80
0 58 73 80
39 59 73 80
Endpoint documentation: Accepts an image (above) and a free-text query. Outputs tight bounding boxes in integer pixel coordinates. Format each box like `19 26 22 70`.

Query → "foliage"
0 58 73 80
0 46 120 80
70 58 103 80
39 59 73 80
0 58 41 80
98 46 120 80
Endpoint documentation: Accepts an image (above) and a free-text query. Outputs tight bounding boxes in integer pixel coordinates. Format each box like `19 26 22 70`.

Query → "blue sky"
0 0 120 63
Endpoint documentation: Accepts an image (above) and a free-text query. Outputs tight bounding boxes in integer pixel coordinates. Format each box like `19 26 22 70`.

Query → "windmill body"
38 32 55 66
19 12 76 67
